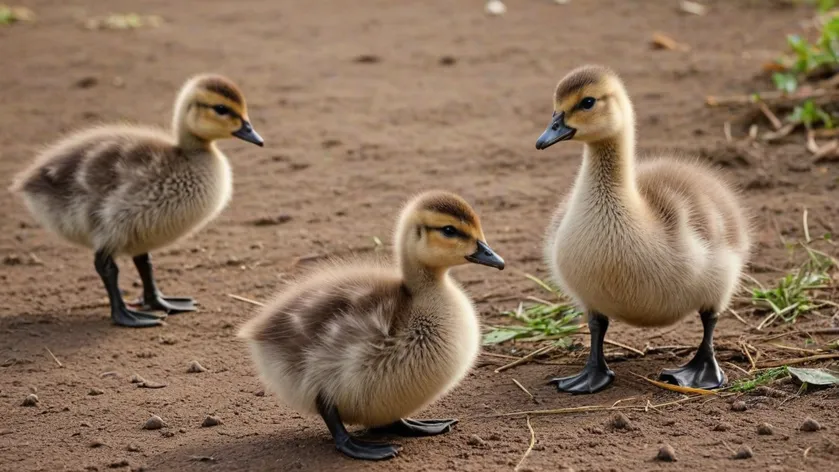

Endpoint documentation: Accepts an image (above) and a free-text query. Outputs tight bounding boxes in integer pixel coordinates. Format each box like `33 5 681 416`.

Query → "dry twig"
227 294 265 307
512 379 535 402
515 416 536 472
494 345 556 373
45 347 63 368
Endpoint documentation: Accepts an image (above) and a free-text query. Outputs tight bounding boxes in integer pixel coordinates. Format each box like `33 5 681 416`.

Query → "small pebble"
800 418 821 432
487 432 501 441
161 431 175 438
733 445 753 460
656 444 677 462
129 374 145 384
609 413 632 430
201 416 222 427
80 422 92 428
126 444 141 452
88 388 105 396
179 428 186 433
108 459 130 468
731 401 748 412
757 423 774 435
254 390 265 397
21 394 39 407
713 422 731 432
89 439 106 448
467 434 485 447
187 360 207 373
142 415 165 430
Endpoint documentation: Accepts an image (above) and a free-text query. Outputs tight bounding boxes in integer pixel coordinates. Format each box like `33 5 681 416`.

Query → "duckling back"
11 125 232 255
239 264 480 427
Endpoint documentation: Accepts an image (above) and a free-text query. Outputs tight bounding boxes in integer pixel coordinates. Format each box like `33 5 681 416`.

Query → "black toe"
336 437 401 460
370 418 457 437
111 306 165 328
550 365 615 394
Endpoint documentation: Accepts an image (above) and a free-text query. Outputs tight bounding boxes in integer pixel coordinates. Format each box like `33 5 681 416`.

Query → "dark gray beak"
233 120 264 147
535 111 575 150
465 240 505 270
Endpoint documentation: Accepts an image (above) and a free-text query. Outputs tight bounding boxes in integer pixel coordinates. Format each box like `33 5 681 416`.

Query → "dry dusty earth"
1 0 838 471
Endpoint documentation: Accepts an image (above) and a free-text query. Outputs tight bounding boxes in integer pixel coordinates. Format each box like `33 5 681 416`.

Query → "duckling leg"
659 309 726 389
549 311 615 394
369 418 458 437
316 394 401 461
131 253 196 314
94 251 165 328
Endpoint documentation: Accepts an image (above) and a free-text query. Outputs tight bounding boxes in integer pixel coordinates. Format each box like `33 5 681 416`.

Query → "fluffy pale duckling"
238 191 504 461
11 74 264 328
535 65 750 393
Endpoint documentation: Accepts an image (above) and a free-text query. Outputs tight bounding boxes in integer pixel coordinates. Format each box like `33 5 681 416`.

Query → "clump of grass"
85 13 163 30
482 273 582 346
0 5 34 25
767 2 839 129
725 367 790 392
751 245 837 328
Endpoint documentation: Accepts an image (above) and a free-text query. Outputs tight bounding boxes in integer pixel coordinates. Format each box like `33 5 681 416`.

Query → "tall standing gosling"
535 65 750 393
11 74 264 328
238 191 505 461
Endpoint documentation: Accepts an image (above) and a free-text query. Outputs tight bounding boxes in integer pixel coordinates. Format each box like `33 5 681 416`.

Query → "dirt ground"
1 0 838 471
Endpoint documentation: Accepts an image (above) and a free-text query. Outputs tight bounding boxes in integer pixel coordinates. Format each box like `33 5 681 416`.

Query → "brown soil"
1 1 838 471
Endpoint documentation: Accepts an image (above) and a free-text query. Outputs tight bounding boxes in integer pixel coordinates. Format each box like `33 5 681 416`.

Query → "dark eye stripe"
425 225 470 240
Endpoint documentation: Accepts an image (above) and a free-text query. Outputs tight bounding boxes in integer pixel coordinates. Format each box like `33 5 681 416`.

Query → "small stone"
201 415 222 427
142 415 165 430
487 432 501 441
353 54 381 64
251 215 292 226
158 336 177 345
467 434 485 447
88 388 105 396
656 444 677 462
137 380 166 389
179 428 186 433
713 422 731 432
731 401 748 412
126 444 141 452
609 413 632 430
100 371 121 378
757 423 774 435
254 390 265 397
438 56 457 66
800 418 821 432
161 431 175 438
21 394 39 407
75 76 98 89
89 439 106 448
108 459 130 468
187 360 207 373
733 445 753 460
80 422 92 428
129 374 145 384
3 254 23 266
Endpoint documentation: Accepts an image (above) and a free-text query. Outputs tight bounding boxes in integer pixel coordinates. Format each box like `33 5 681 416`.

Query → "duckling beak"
232 120 264 147
535 111 575 150
466 240 505 270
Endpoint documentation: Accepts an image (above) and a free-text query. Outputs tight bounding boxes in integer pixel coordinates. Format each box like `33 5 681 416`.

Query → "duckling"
10 74 264 328
238 191 504 461
535 65 750 393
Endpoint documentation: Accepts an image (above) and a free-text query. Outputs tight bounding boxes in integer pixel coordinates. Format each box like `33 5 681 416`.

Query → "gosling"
11 74 264 328
535 65 750 393
238 191 505 460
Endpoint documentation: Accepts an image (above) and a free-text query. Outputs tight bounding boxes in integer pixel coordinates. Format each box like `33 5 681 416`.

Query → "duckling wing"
635 158 750 255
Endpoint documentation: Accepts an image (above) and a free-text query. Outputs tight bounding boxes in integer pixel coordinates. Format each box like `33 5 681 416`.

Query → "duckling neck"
578 128 637 198
398 252 447 293
172 101 212 152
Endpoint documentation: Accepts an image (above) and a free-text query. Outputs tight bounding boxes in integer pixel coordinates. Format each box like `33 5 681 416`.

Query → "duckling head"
535 65 633 149
174 74 264 147
396 191 505 272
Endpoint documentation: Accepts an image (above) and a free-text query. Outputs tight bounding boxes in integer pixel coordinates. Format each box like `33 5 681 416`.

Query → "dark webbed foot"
132 253 196 314
335 436 401 461
111 306 165 328
316 394 400 461
551 311 614 394
369 418 457 437
550 364 615 394
659 309 726 389
132 294 196 314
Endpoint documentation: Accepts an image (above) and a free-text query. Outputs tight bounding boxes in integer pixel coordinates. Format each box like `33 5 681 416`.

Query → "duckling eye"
212 105 231 116
579 97 596 110
441 226 458 238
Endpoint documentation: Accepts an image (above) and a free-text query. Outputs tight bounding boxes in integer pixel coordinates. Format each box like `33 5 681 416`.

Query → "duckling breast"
94 148 233 255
